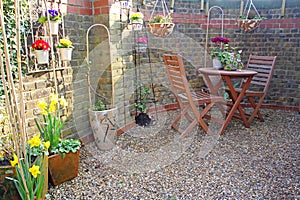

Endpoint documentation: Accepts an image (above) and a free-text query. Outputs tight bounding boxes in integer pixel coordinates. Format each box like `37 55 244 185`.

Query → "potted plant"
57 38 74 61
135 37 148 53
147 14 175 37
31 39 50 65
134 84 151 127
6 134 49 200
38 9 61 35
89 99 118 151
130 12 144 31
34 93 81 186
0 106 21 200
237 15 267 32
210 36 242 71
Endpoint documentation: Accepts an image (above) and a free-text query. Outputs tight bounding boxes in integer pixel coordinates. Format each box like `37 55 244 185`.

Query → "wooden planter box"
48 151 80 186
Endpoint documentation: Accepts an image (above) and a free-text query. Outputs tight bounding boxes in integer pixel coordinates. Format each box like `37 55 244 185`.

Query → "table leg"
222 76 253 132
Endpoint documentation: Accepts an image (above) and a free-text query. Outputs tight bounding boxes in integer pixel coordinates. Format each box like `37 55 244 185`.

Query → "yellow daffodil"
44 141 50 149
37 100 47 110
50 93 59 104
41 109 48 115
29 165 41 178
49 101 57 113
28 134 41 148
59 96 68 107
10 154 19 167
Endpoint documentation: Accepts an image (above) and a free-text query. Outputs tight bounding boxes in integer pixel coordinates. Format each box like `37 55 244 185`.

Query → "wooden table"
198 68 257 134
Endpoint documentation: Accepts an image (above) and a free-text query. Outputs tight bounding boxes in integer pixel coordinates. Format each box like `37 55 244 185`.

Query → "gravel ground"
49 109 299 199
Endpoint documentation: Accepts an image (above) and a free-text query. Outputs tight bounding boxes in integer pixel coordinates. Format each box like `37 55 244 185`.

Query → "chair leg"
248 96 264 123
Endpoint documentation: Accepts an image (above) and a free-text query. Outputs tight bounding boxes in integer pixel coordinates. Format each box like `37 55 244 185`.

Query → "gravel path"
49 109 299 199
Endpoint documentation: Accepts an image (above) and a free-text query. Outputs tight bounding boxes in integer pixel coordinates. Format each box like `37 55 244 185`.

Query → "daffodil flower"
29 165 41 178
10 154 19 167
44 141 50 149
49 101 57 113
28 134 41 148
50 93 59 104
37 100 48 110
60 96 68 107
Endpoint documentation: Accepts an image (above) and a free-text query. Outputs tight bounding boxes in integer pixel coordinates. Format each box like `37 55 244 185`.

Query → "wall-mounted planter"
59 48 73 61
35 50 49 64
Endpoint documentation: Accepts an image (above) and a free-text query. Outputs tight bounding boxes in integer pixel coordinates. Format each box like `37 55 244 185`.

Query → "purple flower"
137 37 147 43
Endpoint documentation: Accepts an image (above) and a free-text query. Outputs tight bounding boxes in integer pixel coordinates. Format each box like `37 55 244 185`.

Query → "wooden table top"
198 68 257 77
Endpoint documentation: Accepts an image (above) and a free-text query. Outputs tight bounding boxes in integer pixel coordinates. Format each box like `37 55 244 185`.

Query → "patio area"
49 109 299 199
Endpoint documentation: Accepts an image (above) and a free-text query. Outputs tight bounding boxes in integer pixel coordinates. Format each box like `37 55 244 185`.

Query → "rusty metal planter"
48 150 80 186
0 165 20 200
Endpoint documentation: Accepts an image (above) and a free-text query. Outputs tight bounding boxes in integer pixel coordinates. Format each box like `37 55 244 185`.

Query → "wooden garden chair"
163 54 225 136
229 55 277 124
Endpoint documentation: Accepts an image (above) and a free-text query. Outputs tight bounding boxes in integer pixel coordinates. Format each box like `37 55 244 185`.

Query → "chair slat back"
163 54 190 96
243 55 277 92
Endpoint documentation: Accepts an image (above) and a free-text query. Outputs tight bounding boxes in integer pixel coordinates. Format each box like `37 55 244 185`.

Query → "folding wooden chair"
232 55 277 124
163 54 225 136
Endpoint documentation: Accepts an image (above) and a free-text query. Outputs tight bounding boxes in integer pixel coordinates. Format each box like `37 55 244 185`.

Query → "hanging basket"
237 18 262 32
34 50 49 64
59 48 73 61
147 23 175 37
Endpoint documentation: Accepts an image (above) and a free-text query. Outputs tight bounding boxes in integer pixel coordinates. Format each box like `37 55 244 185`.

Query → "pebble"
49 109 299 199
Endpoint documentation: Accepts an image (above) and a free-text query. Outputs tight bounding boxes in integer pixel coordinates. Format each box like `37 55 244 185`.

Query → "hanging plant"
238 0 266 32
147 0 175 37
130 12 144 31
31 39 50 64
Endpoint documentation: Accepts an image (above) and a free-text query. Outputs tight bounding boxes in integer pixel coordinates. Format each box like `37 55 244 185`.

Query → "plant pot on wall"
59 48 73 61
132 20 143 31
48 151 80 186
89 107 118 151
35 50 49 64
49 21 59 35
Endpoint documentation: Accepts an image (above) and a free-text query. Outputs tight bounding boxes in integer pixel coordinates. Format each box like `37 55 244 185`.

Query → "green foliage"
93 99 107 111
150 14 172 23
51 139 81 158
211 44 242 70
0 0 30 100
135 85 151 113
35 113 65 151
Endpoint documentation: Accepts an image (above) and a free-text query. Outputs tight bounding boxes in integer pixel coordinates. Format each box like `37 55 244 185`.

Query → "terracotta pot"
0 165 20 200
48 151 80 186
89 107 118 151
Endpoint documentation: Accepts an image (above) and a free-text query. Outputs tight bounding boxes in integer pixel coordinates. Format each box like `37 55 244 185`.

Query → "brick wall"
63 0 299 142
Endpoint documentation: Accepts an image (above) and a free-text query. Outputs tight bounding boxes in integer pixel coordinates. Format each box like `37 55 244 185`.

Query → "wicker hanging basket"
237 18 262 32
147 22 175 37
238 0 263 32
147 0 174 37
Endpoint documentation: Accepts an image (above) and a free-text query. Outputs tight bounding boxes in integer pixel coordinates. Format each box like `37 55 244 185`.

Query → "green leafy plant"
135 85 151 113
38 9 61 23
149 14 172 23
93 99 107 111
51 139 81 159
210 36 242 70
6 134 49 200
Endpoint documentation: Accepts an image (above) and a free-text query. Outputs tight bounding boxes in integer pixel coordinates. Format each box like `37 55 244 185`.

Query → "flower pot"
212 58 223 70
132 20 143 31
89 107 118 151
59 48 73 61
135 43 147 53
48 151 80 186
147 23 175 37
49 21 59 35
0 165 20 200
35 50 49 64
237 19 262 32
120 1 129 9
